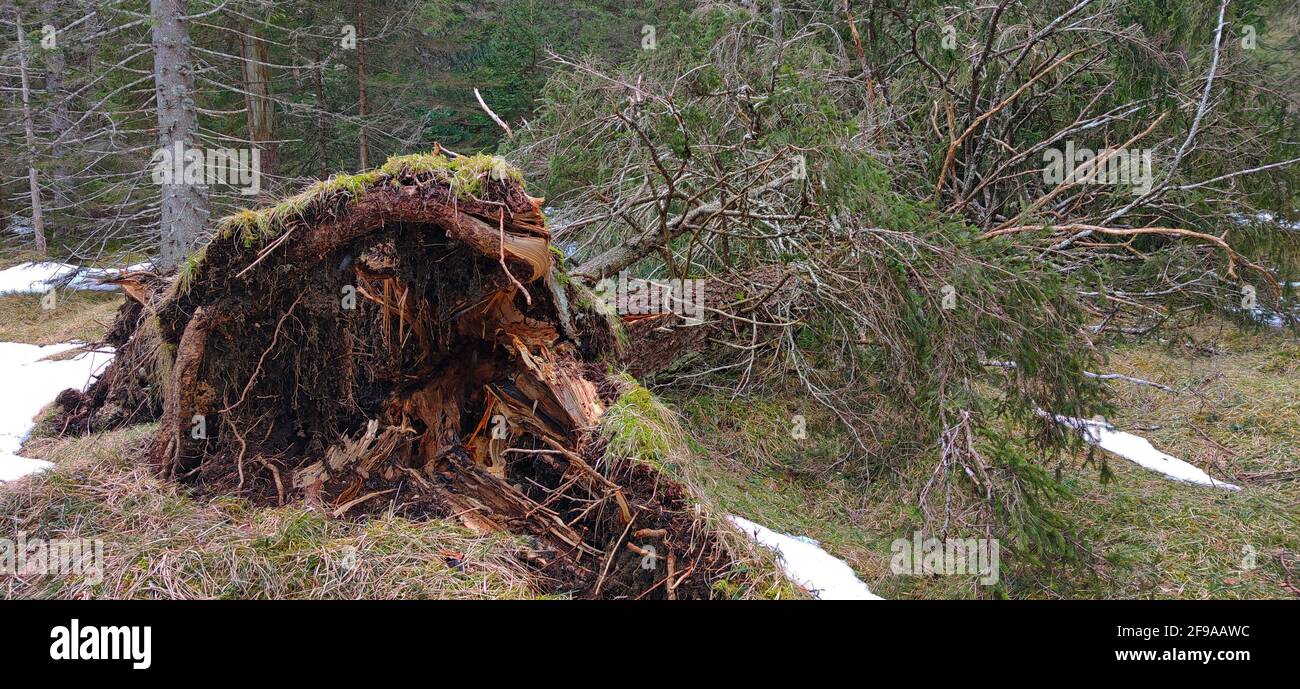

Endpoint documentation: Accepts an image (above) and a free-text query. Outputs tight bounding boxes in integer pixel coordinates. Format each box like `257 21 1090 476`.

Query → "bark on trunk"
151 0 208 268
14 7 47 254
353 0 370 170
239 25 278 197
41 0 70 211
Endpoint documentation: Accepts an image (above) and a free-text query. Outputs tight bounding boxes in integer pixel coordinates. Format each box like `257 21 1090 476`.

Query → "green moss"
321 170 383 199
601 379 684 471
192 152 526 285
568 280 627 350
380 152 522 200
263 186 318 225
598 381 810 599
175 244 207 294
211 152 522 249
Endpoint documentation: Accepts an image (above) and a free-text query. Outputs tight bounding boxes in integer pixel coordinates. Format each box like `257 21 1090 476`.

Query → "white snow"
1053 415 1241 490
0 342 114 482
727 515 882 600
1229 211 1300 232
0 261 149 295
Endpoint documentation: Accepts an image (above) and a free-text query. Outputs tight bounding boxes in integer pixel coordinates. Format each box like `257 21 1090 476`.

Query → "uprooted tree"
55 153 787 598
49 0 1300 597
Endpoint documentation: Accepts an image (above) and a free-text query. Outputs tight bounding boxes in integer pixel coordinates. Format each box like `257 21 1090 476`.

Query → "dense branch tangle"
903 0 1298 320
498 4 1300 550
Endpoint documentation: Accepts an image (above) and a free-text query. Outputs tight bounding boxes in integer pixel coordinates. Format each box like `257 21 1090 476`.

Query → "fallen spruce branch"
981 223 1280 293
981 360 1177 393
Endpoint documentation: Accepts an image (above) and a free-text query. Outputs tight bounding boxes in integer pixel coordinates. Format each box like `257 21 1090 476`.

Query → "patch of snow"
1053 415 1241 490
0 342 114 482
1229 211 1300 232
0 261 150 295
727 515 883 600
6 217 34 236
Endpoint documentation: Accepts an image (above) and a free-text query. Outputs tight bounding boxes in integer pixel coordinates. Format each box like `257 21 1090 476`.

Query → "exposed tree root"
54 155 739 598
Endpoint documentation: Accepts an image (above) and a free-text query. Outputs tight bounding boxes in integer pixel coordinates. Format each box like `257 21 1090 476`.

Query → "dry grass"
1 379 803 600
0 246 49 271
1059 323 1300 599
3 391 803 600
1 425 542 599
0 291 122 345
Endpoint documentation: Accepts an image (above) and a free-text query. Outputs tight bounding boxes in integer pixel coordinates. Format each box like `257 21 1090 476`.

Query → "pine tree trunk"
150 0 208 269
14 8 48 255
353 0 370 169
239 25 278 198
314 47 330 179
41 0 70 211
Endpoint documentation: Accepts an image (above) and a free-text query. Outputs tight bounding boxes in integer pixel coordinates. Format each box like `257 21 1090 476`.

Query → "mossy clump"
598 381 810 599
600 377 684 470
211 152 524 252
380 151 523 197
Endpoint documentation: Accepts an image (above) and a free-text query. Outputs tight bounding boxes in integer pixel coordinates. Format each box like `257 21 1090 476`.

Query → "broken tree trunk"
57 153 736 598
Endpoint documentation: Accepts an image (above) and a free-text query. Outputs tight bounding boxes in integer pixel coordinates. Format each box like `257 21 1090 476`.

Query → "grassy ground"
663 322 1300 599
2 424 543 599
0 245 127 345
0 291 121 345
0 246 48 271
1069 325 1300 598
0 241 151 272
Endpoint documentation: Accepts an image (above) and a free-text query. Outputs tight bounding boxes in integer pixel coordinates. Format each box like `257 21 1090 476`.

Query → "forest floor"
664 321 1300 599
1 273 1296 598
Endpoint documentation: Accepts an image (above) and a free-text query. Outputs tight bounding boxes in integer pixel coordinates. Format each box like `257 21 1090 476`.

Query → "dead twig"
474 87 514 139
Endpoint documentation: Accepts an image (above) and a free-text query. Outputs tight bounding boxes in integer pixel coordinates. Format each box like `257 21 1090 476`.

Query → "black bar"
0 600 1287 677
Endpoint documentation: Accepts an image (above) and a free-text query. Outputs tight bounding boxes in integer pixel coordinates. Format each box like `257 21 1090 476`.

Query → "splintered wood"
263 184 629 575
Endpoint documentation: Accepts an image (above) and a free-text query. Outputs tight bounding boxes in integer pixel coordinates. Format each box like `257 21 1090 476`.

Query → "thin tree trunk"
239 24 278 197
353 0 370 169
770 0 784 76
150 0 208 269
41 0 70 211
314 46 330 179
14 8 48 254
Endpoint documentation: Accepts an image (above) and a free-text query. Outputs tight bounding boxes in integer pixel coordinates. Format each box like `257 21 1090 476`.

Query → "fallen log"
56 153 736 598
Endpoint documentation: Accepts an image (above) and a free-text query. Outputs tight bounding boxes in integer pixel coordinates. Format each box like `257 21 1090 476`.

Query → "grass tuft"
600 376 683 471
